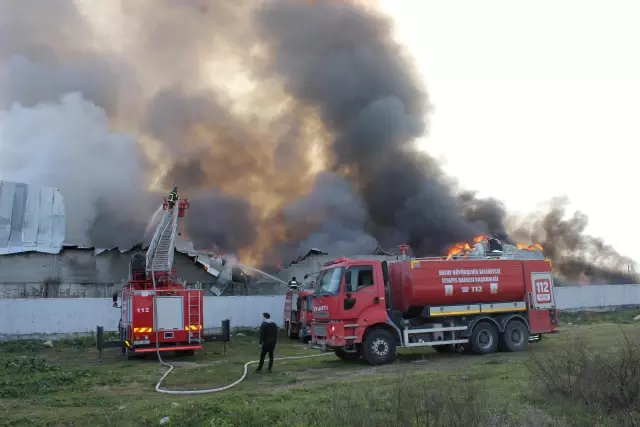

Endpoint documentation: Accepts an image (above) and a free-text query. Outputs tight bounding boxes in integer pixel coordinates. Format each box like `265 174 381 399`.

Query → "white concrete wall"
0 296 285 338
554 284 640 310
3 285 640 338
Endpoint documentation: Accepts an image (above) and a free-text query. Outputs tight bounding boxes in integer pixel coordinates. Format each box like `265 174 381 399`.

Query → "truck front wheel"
469 321 499 355
363 329 396 366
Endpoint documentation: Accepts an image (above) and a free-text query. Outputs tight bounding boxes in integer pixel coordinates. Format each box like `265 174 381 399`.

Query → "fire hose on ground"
150 215 332 395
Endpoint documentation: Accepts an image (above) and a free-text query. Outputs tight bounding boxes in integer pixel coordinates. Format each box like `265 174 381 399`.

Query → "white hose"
149 204 331 395
154 351 332 395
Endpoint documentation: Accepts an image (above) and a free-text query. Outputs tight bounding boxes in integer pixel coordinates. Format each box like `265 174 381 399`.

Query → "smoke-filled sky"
0 0 636 284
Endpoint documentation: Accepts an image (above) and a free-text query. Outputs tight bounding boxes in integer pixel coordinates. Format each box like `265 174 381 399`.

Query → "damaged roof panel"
0 181 65 255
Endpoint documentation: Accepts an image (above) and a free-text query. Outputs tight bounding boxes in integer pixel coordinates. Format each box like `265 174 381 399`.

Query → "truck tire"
499 320 529 352
334 348 361 362
469 321 499 355
363 329 396 366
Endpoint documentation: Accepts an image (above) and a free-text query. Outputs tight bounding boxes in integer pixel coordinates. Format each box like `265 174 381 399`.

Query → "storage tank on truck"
310 242 558 365
391 260 527 310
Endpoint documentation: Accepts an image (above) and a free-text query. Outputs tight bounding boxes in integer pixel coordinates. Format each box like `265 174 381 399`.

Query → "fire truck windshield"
313 267 345 296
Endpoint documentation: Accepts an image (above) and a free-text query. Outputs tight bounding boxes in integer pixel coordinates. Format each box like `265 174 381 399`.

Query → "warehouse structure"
0 180 282 298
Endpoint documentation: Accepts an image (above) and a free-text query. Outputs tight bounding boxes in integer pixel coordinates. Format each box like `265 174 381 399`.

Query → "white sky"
379 0 640 262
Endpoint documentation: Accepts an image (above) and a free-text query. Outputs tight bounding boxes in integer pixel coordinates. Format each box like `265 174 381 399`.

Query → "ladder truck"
111 188 205 359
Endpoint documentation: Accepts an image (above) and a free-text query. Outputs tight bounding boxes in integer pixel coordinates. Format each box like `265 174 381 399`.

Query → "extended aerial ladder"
146 189 184 275
144 190 203 345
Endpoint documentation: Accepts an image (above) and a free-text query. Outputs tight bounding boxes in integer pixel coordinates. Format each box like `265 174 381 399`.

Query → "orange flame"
517 243 544 251
445 235 544 259
472 235 489 244
446 234 486 259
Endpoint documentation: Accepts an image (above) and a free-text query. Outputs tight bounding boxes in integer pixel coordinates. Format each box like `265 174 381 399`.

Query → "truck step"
406 326 468 334
405 338 468 348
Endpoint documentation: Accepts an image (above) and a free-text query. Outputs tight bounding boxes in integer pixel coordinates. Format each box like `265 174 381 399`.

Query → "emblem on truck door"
313 305 329 312
530 272 554 308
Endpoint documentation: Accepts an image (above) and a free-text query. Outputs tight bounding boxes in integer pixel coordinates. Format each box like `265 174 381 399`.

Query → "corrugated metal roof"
0 181 65 255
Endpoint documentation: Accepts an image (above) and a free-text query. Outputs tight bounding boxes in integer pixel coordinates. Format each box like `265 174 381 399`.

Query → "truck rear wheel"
470 321 498 355
334 348 361 362
363 329 396 366
499 320 529 352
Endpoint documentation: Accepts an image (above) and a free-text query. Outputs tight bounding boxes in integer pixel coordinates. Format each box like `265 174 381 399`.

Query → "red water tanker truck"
310 245 558 365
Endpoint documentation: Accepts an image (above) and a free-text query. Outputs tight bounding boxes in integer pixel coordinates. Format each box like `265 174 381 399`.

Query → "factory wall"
0 249 285 298
554 284 640 310
0 296 285 339
0 248 213 286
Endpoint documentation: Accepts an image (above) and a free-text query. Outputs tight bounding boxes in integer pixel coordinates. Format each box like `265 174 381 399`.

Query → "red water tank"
388 260 528 313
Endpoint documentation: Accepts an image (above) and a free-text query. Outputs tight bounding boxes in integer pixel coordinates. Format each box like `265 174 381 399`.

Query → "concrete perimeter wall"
0 296 284 339
2 285 640 339
555 284 640 310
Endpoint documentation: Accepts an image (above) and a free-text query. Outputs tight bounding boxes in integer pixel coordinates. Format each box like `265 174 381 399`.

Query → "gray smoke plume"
282 171 380 256
509 198 638 284
0 0 636 284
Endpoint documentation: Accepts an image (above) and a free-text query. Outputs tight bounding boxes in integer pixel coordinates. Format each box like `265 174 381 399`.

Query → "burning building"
0 181 283 298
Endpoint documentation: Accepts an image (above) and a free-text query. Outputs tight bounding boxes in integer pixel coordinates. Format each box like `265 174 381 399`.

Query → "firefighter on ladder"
167 187 178 209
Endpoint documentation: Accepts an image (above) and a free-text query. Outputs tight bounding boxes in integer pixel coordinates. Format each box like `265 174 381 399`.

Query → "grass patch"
528 327 640 426
0 316 637 426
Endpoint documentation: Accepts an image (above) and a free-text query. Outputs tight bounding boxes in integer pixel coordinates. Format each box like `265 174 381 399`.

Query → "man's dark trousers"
258 343 276 371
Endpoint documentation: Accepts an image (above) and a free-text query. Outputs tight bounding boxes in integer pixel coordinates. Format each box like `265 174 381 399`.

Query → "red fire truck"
310 244 558 365
112 189 205 359
284 288 314 343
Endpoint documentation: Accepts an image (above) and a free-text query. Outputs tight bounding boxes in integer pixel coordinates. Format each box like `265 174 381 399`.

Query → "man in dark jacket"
255 312 278 373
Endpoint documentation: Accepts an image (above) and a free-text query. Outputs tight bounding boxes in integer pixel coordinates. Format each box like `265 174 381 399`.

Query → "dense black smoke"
0 0 636 284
